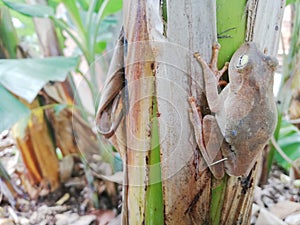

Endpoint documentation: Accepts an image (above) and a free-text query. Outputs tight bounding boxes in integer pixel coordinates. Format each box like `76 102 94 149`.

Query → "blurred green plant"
0 0 122 208
275 120 300 170
2 0 122 106
0 56 79 132
0 4 79 132
269 0 300 172
287 0 298 5
0 0 122 133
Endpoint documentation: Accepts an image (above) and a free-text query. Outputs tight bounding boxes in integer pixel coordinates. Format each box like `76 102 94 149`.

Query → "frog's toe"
212 42 221 50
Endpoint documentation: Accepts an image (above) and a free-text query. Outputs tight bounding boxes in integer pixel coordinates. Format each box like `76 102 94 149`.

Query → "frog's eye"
236 54 249 68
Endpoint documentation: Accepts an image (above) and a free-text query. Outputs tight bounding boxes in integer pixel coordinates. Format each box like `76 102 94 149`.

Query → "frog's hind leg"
188 97 224 179
203 115 225 179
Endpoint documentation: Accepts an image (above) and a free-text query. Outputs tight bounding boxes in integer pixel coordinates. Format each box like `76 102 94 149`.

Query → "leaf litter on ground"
0 130 121 225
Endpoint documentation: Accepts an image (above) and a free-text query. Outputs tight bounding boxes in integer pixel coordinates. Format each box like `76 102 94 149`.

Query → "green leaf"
145 97 164 224
48 0 60 9
102 0 122 19
275 141 300 169
61 0 85 36
279 124 299 137
286 0 297 5
9 7 36 38
0 57 79 103
278 133 300 146
2 0 54 18
95 41 107 54
77 0 89 11
0 6 18 59
216 0 247 69
55 148 63 160
275 120 300 170
0 84 30 132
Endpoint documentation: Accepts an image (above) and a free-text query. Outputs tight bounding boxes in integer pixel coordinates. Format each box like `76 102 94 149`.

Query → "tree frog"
189 42 278 179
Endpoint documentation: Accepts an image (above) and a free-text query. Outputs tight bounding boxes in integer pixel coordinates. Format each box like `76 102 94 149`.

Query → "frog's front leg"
189 97 225 179
194 43 229 113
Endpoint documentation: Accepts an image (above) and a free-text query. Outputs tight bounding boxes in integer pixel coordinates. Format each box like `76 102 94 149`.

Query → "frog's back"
222 94 277 177
224 95 276 144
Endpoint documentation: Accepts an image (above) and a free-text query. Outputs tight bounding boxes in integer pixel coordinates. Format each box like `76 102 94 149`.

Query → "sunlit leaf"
61 0 85 35
275 120 300 170
0 57 79 103
279 123 300 137
102 0 122 19
0 84 30 132
0 6 18 59
95 41 107 54
55 147 63 160
10 8 35 37
286 0 297 5
48 0 60 9
77 0 89 11
275 141 300 169
2 0 54 18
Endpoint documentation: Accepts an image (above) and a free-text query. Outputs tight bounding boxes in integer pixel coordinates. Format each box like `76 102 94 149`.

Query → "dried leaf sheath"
96 29 126 157
13 101 60 191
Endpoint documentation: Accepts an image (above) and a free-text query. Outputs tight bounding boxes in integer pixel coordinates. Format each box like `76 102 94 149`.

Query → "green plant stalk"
145 96 164 225
30 103 94 119
88 63 98 105
51 17 91 62
290 1 300 89
211 177 227 225
161 0 167 36
267 112 282 172
85 0 97 29
59 0 111 104
51 17 98 105
211 1 247 224
88 0 110 95
57 0 123 105
216 0 247 69
92 0 110 55
86 0 99 55
61 0 86 44
0 6 18 59
51 16 98 103
85 0 98 93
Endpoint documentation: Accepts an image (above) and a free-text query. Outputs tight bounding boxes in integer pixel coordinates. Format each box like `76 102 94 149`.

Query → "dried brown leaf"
270 201 300 220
